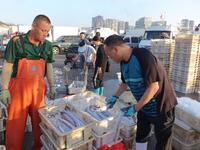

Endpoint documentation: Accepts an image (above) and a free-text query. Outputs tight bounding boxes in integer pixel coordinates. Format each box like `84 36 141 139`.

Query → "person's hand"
106 96 118 109
49 86 57 100
121 105 137 117
0 89 11 106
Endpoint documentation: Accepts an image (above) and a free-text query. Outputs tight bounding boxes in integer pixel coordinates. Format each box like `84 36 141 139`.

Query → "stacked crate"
171 34 200 93
151 39 175 79
38 102 94 150
173 97 200 150
173 119 200 150
67 91 123 149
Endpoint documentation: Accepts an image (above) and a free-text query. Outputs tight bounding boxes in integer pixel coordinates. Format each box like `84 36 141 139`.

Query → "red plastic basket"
98 142 124 150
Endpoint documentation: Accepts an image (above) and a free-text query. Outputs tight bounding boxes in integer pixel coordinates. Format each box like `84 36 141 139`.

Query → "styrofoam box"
92 130 122 149
68 81 86 94
67 92 117 136
174 119 200 145
38 103 94 149
41 134 93 150
172 136 200 150
175 98 200 132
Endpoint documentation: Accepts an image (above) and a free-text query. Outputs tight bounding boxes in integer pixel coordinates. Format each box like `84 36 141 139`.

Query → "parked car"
52 35 80 55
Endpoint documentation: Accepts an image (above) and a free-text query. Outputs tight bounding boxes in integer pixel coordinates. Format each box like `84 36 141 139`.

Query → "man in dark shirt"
92 35 108 95
104 35 177 150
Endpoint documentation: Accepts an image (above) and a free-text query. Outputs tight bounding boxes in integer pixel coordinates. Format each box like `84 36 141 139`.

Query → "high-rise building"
189 20 194 30
118 21 128 34
92 16 104 28
181 19 194 31
125 22 130 31
135 17 152 29
104 18 118 32
91 16 131 33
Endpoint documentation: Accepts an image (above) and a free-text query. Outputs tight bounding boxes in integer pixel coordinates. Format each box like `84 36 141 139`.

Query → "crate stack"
151 39 175 79
173 97 200 150
67 91 124 149
171 34 200 93
38 102 94 150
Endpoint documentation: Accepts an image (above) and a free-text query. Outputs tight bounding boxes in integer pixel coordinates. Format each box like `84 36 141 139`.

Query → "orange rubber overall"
6 58 46 150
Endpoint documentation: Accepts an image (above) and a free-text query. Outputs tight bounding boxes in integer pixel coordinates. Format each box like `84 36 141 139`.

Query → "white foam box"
67 92 117 136
68 81 86 94
175 97 200 132
172 136 200 150
38 103 94 149
41 134 93 150
174 119 200 145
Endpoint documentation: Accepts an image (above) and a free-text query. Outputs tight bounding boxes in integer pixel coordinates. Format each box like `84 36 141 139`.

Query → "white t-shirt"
78 45 96 63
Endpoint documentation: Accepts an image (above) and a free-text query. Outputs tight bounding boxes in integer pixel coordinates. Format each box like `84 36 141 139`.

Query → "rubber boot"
136 142 147 150
94 88 100 95
99 87 104 95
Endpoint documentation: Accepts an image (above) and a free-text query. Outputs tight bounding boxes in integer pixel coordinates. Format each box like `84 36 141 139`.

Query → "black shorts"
136 108 175 150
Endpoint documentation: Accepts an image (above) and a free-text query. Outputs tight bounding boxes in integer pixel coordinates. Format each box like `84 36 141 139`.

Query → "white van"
123 29 145 48
139 25 176 49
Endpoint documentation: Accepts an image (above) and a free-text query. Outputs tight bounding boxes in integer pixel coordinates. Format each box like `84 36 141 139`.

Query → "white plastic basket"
67 92 117 136
68 81 86 94
172 136 200 150
38 103 94 149
41 134 93 150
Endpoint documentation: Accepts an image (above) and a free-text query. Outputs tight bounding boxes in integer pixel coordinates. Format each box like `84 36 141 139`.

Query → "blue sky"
0 0 199 27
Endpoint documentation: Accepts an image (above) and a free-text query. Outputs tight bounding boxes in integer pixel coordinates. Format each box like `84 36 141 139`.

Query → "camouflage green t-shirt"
4 32 55 77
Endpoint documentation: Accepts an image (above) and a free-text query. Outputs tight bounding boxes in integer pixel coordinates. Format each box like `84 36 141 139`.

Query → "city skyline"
0 0 200 27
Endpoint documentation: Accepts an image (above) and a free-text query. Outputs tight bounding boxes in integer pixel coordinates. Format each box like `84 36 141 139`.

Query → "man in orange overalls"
0 15 56 150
